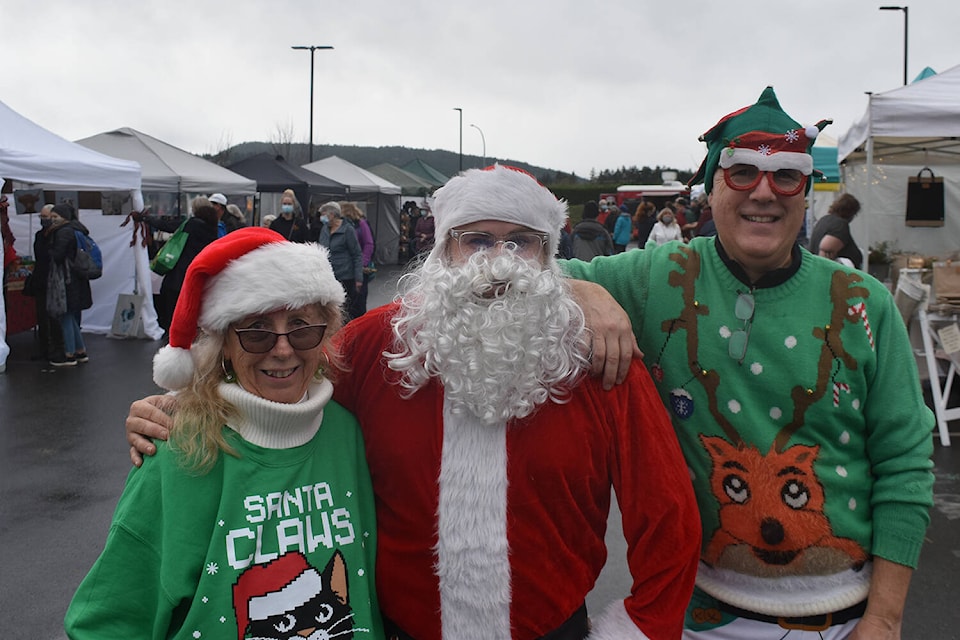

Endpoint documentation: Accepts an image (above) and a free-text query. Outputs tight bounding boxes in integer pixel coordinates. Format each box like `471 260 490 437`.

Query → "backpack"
70 229 103 280
571 220 613 262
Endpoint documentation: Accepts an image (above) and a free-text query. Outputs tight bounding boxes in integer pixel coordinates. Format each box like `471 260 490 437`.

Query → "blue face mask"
319 215 329 225
281 204 294 215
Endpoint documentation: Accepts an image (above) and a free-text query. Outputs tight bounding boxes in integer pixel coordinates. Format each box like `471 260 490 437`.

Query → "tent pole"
864 94 874 275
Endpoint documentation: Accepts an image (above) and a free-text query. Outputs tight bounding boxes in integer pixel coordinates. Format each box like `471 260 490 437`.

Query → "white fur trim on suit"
436 399 511 640
200 241 345 333
587 600 651 640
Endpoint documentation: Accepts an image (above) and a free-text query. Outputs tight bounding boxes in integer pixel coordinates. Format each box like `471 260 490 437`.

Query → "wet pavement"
2 267 958 638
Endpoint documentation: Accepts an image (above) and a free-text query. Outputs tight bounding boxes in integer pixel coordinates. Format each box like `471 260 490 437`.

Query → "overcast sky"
5 0 958 178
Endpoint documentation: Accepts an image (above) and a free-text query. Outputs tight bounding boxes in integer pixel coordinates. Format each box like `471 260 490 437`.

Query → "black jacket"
47 220 93 312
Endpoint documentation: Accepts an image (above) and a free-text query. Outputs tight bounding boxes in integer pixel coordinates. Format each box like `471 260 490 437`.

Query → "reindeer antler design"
774 270 869 451
663 246 743 445
664 250 870 450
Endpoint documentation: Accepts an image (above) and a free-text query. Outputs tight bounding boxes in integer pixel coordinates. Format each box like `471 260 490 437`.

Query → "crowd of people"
147 190 378 335
563 193 717 263
4 202 98 367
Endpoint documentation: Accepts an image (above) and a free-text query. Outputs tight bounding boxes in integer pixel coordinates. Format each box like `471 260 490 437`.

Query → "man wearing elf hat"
128 164 701 639
565 88 934 639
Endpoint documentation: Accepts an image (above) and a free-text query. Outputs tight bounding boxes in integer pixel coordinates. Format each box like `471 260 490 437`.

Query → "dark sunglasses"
232 324 327 354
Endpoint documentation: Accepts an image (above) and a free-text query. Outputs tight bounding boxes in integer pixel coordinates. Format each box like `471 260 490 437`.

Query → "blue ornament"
670 388 694 419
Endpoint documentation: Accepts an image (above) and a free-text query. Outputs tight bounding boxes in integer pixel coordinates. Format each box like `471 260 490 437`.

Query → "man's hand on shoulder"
567 279 642 390
126 395 177 467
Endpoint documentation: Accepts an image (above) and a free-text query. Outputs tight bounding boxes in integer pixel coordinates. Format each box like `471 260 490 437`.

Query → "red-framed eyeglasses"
723 164 808 197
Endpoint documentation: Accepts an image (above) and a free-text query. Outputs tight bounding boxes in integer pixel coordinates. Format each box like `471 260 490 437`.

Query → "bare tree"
207 130 235 165
271 120 298 162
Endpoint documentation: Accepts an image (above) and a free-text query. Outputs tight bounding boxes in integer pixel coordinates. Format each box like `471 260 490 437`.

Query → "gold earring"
222 357 237 383
314 351 331 380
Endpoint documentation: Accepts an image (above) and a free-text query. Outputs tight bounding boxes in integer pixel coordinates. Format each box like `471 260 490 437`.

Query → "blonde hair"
340 201 364 222
170 302 345 473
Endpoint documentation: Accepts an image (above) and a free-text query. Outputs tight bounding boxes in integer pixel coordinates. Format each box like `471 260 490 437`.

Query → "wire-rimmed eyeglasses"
233 324 328 354
449 229 549 259
723 164 808 197
728 292 755 364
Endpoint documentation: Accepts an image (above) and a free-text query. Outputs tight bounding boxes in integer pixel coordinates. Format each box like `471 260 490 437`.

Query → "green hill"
209 142 581 185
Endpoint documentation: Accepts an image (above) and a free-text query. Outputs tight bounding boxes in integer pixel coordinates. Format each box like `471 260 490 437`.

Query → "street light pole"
291 44 334 162
453 107 463 173
470 124 486 168
879 6 908 85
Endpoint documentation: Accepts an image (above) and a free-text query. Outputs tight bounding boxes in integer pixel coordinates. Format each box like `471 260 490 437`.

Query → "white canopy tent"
1 99 147 370
77 128 257 195
838 64 960 262
302 156 403 264
0 101 141 192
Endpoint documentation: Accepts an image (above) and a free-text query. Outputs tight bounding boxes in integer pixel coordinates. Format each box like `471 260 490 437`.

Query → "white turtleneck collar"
218 378 333 449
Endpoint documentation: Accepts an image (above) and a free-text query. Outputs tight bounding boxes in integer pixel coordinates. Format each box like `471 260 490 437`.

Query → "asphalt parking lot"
2 264 958 638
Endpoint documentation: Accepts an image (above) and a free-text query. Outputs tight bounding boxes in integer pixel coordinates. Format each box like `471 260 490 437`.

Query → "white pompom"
806 125 820 141
153 345 195 391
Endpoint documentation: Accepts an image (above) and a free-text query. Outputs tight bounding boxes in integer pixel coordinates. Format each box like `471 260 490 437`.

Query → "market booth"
839 64 960 446
0 99 142 370
838 63 960 262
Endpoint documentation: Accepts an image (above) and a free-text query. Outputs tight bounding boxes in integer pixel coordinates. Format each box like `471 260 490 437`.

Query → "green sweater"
66 381 383 639
565 237 934 618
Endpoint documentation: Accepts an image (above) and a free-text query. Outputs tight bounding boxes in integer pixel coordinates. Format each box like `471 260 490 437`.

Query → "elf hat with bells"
690 86 832 194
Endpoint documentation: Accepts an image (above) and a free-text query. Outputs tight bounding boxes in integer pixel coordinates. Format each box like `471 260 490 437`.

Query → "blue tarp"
812 146 839 183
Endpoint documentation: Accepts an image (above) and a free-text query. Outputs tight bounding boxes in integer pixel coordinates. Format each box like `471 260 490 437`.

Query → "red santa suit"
333 302 700 640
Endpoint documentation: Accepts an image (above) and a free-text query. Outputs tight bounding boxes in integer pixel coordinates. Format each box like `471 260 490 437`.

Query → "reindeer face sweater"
564 237 934 619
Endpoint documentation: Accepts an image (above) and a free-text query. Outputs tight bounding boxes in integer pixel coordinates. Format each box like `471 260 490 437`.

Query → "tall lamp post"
470 124 486 168
291 44 334 162
453 107 463 173
879 6 908 85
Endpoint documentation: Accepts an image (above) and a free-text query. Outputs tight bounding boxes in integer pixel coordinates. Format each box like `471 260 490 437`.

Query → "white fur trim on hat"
152 229 345 391
248 568 323 621
199 241 344 333
153 345 196 392
718 148 814 175
431 164 568 259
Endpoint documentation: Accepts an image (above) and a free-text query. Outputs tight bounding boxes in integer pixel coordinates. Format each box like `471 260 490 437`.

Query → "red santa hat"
232 552 324 640
430 163 568 259
152 227 345 391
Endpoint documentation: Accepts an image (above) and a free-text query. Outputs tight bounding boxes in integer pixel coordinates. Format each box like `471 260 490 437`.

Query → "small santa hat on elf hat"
152 227 345 391
690 86 832 193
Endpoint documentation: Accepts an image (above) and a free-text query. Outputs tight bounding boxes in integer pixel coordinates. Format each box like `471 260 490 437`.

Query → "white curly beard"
384 251 590 425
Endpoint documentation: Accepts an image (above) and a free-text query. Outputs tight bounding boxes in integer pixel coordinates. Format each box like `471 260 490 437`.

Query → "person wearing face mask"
29 205 68 365
268 189 308 243
648 207 683 246
317 202 363 321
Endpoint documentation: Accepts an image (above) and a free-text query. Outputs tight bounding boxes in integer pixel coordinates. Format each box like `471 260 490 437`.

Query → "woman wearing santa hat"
65 227 383 639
